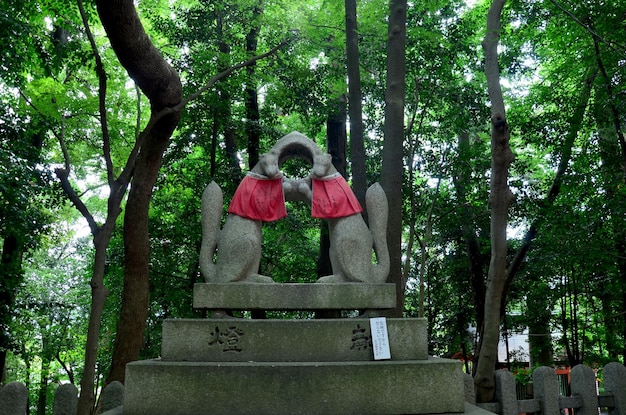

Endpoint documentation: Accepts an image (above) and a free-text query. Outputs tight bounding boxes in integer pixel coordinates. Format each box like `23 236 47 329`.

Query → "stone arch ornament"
199 131 389 284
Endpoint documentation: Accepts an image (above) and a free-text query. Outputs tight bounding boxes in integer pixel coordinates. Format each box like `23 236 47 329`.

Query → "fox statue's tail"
199 181 222 282
366 183 390 283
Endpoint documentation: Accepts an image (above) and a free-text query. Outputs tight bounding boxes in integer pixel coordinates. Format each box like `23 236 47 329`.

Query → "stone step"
193 282 396 310
161 318 427 362
123 357 464 415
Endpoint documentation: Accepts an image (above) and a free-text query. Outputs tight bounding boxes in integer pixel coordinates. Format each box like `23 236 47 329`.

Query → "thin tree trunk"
215 11 241 183
61 8 128 413
527 281 554 367
77 227 114 415
345 0 366 208
245 2 263 168
0 234 21 380
317 98 347 319
454 132 488 338
381 0 407 317
36 351 51 415
475 0 514 403
99 0 183 387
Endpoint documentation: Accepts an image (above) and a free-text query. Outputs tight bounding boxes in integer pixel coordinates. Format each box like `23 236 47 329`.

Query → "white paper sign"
369 317 391 360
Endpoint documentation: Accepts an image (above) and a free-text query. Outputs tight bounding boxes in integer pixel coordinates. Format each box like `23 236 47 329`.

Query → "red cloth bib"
312 173 363 219
228 174 287 222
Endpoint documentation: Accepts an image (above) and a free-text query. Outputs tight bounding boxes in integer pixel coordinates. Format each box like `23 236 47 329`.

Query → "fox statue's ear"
314 153 332 165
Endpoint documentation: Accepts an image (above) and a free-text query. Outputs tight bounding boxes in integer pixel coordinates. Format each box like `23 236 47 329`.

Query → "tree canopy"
1 0 626 411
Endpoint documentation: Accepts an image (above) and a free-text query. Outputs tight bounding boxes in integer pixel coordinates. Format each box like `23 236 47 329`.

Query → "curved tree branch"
78 0 114 186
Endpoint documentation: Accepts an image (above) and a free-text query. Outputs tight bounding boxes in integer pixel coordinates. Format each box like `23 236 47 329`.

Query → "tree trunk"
474 0 514 403
245 3 263 168
97 0 182 387
215 11 241 183
316 98 347 319
345 0 366 208
0 234 22 380
593 40 626 363
380 0 407 318
454 132 488 336
77 227 114 415
36 351 51 415
318 99 347 275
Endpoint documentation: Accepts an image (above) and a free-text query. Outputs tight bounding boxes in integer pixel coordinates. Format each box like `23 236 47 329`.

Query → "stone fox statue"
200 130 389 284
199 150 283 283
309 153 390 284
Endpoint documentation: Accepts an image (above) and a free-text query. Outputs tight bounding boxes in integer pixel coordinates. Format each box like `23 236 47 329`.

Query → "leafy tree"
0 111 55 383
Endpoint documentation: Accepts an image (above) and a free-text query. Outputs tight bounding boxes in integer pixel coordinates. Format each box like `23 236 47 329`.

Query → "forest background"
1 0 625 413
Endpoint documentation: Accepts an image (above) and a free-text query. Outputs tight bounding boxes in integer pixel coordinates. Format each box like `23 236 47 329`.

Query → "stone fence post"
100 380 125 413
0 381 28 415
53 383 78 415
570 364 598 415
604 362 626 415
533 366 560 415
495 369 518 415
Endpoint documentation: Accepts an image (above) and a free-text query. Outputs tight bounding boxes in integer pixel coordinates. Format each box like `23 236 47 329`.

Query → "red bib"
312 173 363 219
228 174 287 222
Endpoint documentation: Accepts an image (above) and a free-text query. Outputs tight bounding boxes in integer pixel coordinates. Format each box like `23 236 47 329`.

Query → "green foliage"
8 228 91 413
4 1 626 403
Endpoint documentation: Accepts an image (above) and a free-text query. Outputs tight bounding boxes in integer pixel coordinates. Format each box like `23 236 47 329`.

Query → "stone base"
193 283 396 310
161 318 428 362
124 357 465 415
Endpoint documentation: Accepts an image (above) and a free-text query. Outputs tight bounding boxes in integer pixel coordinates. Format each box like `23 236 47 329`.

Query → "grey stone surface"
52 383 78 415
161 317 427 362
101 381 125 412
193 282 396 310
0 381 28 415
463 373 476 404
570 364 599 415
533 366 560 415
604 361 626 415
494 369 517 415
100 406 124 415
123 357 464 415
462 402 500 415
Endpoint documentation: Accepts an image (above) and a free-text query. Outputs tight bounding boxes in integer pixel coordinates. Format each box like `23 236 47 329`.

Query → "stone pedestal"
161 318 428 362
123 283 467 414
125 358 463 415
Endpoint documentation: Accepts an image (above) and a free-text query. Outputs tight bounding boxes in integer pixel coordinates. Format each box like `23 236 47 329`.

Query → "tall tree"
474 0 514 403
245 2 264 168
381 0 407 317
102 0 287 388
97 0 183 390
345 0 367 207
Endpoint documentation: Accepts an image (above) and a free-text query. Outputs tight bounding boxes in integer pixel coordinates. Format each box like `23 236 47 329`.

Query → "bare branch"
54 167 100 236
179 39 289 109
78 0 114 185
